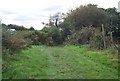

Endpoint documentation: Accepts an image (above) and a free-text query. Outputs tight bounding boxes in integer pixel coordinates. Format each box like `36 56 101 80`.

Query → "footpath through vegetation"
3 45 118 79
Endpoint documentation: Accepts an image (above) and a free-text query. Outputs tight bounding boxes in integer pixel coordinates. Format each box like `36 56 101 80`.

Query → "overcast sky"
0 0 119 30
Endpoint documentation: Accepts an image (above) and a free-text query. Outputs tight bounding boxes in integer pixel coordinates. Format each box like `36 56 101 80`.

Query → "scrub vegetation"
2 4 120 79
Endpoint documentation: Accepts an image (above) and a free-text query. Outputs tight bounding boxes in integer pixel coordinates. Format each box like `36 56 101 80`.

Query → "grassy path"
2 45 118 79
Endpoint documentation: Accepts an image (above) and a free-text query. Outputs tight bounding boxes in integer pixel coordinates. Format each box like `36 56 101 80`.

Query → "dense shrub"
90 33 104 50
90 29 112 50
2 26 12 54
25 31 40 45
8 35 31 52
27 27 63 46
2 26 31 54
42 26 63 45
25 30 49 45
66 27 112 50
66 27 93 45
49 26 63 44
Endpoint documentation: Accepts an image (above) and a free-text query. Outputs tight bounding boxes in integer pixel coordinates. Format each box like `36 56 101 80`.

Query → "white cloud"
0 0 119 30
42 5 62 11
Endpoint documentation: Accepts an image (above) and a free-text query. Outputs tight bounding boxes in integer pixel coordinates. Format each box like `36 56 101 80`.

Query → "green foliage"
25 30 52 45
42 26 63 45
2 26 31 54
21 26 63 46
63 4 108 31
59 21 73 41
66 27 93 45
90 32 104 50
25 31 41 45
2 26 12 54
90 29 112 50
29 26 35 30
49 12 65 27
105 8 120 42
8 34 31 52
7 24 28 31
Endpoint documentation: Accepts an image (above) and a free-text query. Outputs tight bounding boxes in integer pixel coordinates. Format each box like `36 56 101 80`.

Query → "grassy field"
2 45 118 79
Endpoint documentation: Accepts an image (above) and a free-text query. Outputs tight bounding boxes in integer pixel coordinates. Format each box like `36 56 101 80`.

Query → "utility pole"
101 24 106 48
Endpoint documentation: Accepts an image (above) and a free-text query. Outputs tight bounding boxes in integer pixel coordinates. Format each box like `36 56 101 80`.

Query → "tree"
49 12 65 27
105 8 120 52
42 26 63 44
64 4 108 30
59 20 73 41
8 24 28 31
29 26 35 30
106 8 119 27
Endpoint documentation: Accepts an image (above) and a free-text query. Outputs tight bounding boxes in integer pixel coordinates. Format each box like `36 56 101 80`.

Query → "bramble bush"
42 26 63 45
2 26 31 54
66 27 93 45
8 35 31 52
90 28 112 50
90 32 104 50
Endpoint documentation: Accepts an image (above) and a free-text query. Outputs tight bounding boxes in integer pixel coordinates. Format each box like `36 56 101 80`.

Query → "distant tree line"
2 23 35 31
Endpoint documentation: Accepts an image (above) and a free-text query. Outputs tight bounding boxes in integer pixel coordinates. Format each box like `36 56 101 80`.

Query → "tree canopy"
64 4 108 30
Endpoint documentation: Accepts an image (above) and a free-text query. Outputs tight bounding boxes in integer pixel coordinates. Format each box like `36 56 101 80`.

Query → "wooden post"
101 24 106 48
110 32 113 42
